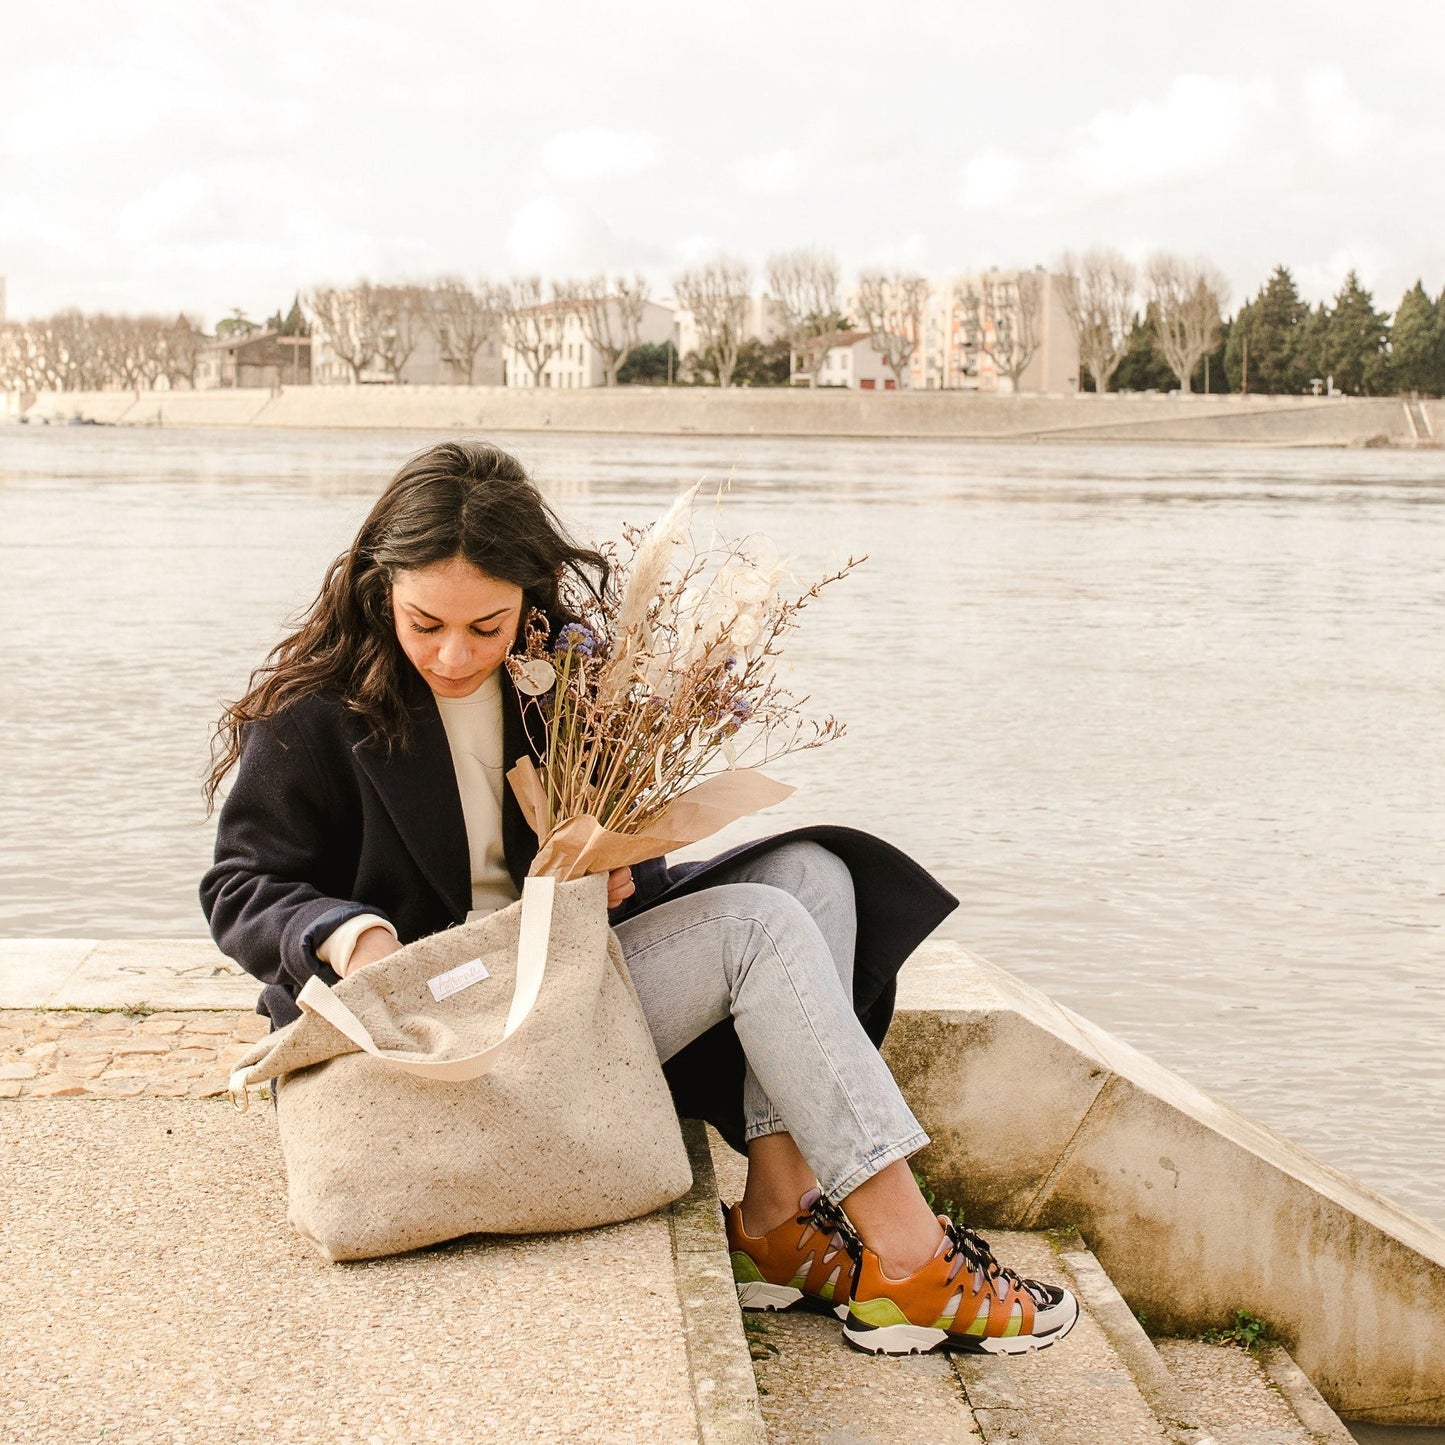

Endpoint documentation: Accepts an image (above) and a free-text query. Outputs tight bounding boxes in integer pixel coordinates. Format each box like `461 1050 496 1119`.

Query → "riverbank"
6 384 1442 446
4 935 1441 1434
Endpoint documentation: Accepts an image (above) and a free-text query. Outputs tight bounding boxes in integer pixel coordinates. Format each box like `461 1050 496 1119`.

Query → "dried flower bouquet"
505 484 861 879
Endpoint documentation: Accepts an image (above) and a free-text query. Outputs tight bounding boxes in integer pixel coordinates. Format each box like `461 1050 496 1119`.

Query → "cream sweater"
317 671 520 976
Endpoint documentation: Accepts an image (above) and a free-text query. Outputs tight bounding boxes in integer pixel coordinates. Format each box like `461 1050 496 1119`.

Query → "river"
1 424 1441 1230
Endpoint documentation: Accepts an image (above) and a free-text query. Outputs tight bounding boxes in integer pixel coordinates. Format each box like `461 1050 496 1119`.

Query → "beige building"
311 316 503 386
914 270 1078 393
196 331 311 389
673 295 785 376
503 298 675 388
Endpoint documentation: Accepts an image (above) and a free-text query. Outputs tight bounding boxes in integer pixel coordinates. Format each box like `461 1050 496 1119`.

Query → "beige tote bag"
228 873 693 1262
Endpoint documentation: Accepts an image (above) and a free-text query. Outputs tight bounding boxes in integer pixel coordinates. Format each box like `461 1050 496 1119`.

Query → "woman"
201 440 1077 1358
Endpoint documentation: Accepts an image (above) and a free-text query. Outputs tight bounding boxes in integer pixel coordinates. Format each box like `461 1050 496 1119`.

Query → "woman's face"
391 557 525 698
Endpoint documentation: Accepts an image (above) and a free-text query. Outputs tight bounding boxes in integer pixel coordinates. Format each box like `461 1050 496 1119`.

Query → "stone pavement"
3 1099 714 1444
0 1009 268 1099
0 938 274 1100
0 941 1381 1440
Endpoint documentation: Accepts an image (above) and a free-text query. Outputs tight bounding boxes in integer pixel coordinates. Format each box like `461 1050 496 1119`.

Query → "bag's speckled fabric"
232 874 692 1261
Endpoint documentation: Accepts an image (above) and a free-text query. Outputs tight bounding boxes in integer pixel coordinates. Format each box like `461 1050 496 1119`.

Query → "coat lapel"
353 671 471 922
353 665 543 917
500 669 542 889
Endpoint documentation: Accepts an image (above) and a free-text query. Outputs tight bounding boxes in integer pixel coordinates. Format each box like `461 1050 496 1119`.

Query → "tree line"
1064 252 1444 397
4 253 1442 396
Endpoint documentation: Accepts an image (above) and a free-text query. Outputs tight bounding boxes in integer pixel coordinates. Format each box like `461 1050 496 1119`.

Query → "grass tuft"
1202 1308 1274 1352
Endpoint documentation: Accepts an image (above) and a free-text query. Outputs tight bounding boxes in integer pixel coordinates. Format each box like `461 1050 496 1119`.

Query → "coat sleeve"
199 704 385 993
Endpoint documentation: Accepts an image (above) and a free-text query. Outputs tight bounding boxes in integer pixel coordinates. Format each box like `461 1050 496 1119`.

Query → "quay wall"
8 385 1442 447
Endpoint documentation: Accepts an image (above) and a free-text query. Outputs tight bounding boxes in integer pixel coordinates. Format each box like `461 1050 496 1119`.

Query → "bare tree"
424 278 503 385
1057 248 1137 393
372 284 429 384
766 248 841 387
308 283 386 383
0 324 30 391
855 270 930 388
1145 255 1227 393
162 314 205 389
560 274 651 386
964 270 1043 392
674 258 751 388
501 277 565 387
48 311 100 390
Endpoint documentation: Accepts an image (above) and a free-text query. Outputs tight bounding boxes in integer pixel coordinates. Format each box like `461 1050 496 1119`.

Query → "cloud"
1070 73 1270 195
1295 240 1393 304
956 68 1395 220
540 128 661 184
958 150 1024 210
1300 65 1389 158
504 194 667 278
734 148 803 196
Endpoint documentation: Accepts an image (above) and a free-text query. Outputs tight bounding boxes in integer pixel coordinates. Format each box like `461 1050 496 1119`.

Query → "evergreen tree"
1323 271 1391 395
1390 280 1444 395
1112 304 1177 391
1223 265 1311 393
1200 316 1230 392
1295 303 1330 392
616 340 680 385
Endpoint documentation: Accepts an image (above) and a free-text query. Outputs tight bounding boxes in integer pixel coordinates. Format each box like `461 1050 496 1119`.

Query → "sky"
2 0 1443 328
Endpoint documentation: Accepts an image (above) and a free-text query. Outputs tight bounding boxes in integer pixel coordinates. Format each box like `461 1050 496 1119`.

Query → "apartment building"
503 297 675 388
673 295 785 376
916 270 1078 393
311 318 503 386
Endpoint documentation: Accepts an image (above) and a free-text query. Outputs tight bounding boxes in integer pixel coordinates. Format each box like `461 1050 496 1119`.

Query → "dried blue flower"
554 622 597 657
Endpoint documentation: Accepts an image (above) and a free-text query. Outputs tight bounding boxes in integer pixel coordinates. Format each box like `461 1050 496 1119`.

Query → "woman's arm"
200 705 384 991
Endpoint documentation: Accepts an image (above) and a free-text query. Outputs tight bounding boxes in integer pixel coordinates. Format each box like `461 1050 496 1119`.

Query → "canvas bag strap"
229 875 556 1099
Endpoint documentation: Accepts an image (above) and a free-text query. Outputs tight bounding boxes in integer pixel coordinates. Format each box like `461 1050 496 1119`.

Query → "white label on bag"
427 957 491 1002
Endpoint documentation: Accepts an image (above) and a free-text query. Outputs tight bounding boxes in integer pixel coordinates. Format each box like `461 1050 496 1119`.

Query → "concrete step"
707 1132 1356 1445
3 1079 764 1442
1 950 1432 1442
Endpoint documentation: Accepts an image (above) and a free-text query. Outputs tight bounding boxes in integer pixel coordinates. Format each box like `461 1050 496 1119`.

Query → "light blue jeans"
613 842 929 1201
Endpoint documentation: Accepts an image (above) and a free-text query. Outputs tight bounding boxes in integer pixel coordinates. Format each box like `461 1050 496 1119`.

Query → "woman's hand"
342 925 402 977
607 867 636 910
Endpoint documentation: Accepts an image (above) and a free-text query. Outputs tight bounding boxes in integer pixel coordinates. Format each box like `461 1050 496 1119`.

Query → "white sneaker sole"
843 1294 1080 1356
737 1281 849 1321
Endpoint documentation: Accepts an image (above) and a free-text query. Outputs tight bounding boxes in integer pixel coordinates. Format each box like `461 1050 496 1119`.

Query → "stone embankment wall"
9 384 1443 446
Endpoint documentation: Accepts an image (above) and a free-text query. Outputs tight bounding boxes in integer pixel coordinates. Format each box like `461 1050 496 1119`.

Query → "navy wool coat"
200 667 958 1152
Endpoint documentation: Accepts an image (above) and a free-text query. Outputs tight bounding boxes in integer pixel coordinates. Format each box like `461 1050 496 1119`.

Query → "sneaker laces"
942 1218 1052 1308
802 1192 862 1264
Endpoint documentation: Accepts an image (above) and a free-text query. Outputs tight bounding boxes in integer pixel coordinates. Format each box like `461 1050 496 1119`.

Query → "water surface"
1 425 1441 1227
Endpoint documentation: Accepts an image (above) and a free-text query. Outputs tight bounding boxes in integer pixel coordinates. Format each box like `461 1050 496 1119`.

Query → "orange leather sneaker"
844 1217 1079 1356
726 1188 861 1321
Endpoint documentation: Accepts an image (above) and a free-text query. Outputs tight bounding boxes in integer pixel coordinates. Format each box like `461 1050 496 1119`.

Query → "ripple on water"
2 427 1442 1226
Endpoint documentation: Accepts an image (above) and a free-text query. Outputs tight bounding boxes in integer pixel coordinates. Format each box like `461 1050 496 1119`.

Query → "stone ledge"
0 938 256 1010
886 944 1445 1427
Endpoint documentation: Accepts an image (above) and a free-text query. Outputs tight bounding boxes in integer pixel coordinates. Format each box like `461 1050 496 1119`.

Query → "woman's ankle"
839 1158 946 1277
741 1133 818 1236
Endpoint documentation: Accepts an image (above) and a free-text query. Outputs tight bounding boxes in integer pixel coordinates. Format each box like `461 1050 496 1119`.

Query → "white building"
503 298 675 388
812 330 909 389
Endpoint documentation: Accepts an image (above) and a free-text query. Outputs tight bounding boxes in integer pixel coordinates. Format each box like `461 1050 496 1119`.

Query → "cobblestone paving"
0 1009 268 1099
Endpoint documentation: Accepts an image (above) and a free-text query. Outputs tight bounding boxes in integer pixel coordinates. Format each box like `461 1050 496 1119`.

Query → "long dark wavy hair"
205 441 607 809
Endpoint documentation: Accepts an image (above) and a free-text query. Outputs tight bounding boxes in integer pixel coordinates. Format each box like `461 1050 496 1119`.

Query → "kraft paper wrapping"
507 756 794 881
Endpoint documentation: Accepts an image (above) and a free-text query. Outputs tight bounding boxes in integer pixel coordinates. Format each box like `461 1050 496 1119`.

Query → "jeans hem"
743 1115 786 1143
820 1129 931 1203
